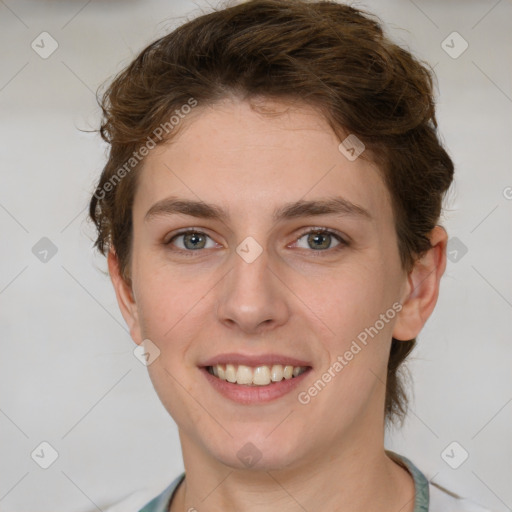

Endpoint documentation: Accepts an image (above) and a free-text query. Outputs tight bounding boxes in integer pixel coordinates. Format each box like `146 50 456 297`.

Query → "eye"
164 227 348 255
292 228 348 252
165 230 217 251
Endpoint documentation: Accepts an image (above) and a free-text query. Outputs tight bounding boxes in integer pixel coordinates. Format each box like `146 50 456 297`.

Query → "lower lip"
200 367 312 404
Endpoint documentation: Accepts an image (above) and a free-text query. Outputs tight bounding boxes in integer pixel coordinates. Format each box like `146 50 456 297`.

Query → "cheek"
133 261 205 342
310 258 399 362
136 268 205 414
315 262 387 325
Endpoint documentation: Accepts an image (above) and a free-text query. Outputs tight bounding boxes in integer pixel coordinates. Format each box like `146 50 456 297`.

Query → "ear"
107 249 143 346
392 225 448 341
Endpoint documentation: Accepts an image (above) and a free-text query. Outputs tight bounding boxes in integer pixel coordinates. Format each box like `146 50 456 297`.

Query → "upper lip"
200 353 312 368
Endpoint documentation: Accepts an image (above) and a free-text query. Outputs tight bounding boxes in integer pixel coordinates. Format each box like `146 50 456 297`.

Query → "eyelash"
164 227 349 257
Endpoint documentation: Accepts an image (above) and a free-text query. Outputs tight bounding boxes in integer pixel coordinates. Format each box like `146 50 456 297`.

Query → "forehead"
133 97 393 227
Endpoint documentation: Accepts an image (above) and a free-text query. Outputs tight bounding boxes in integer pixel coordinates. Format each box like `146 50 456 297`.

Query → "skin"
108 96 447 511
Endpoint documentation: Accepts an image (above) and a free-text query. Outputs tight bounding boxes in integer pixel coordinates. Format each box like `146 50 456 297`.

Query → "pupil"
309 232 329 250
185 233 205 250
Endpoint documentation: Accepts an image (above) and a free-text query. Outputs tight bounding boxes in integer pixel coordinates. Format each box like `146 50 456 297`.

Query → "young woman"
89 1 493 510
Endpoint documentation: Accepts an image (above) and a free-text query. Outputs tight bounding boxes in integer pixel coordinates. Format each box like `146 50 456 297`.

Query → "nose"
215 244 290 335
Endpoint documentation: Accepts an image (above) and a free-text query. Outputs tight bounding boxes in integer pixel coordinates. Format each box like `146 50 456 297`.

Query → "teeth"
225 364 237 383
271 364 284 382
208 364 308 386
253 366 271 385
236 365 253 385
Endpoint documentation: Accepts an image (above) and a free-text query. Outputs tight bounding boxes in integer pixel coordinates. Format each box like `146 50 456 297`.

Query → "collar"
139 451 429 512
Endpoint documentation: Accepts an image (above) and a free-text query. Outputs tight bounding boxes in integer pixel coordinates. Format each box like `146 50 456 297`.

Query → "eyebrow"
144 195 372 223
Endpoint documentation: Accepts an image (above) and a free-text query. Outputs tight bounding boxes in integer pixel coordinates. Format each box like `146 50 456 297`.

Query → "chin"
205 432 306 472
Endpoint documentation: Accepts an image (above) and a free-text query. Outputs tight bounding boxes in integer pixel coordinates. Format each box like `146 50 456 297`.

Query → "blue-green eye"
167 230 216 251
165 228 348 255
293 229 347 251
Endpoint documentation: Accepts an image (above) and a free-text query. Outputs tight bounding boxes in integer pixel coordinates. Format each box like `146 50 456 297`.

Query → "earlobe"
392 226 448 341
107 249 143 345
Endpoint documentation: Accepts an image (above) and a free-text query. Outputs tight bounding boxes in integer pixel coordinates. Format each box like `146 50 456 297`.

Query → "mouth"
200 362 313 404
205 363 311 386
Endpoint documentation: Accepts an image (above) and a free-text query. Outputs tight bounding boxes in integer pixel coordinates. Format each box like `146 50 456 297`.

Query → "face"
113 97 415 472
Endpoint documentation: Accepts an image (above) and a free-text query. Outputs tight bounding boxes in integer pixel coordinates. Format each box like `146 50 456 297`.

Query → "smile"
207 363 309 386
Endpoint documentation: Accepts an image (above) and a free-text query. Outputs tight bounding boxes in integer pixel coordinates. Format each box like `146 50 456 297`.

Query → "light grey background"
0 0 511 510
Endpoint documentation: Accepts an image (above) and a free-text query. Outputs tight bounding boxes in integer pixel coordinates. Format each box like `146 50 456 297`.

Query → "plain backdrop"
0 0 511 511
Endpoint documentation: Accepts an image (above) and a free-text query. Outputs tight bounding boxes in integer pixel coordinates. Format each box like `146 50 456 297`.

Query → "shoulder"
102 486 167 512
429 481 497 512
386 450 496 512
103 473 185 512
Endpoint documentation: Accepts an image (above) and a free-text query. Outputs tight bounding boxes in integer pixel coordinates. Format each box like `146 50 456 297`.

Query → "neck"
171 426 415 512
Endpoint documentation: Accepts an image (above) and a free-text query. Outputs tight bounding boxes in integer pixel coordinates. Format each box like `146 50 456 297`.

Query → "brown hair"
88 0 454 425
